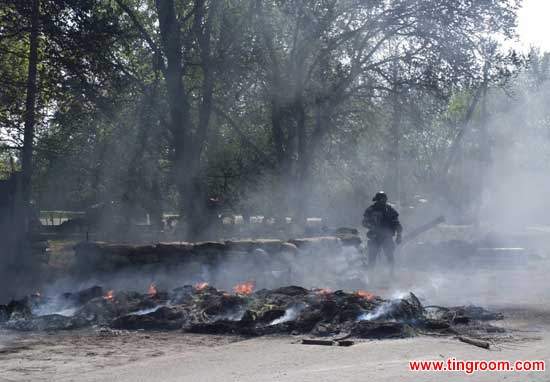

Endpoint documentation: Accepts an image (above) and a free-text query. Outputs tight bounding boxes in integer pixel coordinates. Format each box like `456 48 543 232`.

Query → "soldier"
362 191 403 269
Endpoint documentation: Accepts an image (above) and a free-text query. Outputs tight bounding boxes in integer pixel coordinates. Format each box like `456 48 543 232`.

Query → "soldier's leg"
367 240 382 267
382 236 396 273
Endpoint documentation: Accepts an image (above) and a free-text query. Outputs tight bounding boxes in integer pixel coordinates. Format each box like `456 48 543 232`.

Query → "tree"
115 0 255 238
0 0 529 241
0 0 138 258
247 0 519 222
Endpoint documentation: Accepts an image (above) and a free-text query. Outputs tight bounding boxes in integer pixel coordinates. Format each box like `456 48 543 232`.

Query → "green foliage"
3 0 545 225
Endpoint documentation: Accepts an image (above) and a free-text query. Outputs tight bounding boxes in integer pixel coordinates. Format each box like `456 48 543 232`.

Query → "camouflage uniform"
362 200 402 267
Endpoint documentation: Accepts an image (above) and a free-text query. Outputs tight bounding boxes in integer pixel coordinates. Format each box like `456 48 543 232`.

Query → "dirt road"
1 307 548 382
69 334 550 382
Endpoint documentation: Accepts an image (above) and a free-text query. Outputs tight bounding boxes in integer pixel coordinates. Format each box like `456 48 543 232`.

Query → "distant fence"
38 211 326 227
39 210 84 226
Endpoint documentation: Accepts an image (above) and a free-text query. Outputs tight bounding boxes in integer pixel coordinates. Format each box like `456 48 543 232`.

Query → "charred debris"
1 284 504 342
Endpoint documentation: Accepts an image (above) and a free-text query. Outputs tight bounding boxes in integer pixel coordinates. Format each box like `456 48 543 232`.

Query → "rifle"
401 216 445 245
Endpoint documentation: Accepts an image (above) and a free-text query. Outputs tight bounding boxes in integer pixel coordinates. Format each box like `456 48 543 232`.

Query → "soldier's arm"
361 211 369 228
389 208 403 243
395 220 403 234
389 207 403 234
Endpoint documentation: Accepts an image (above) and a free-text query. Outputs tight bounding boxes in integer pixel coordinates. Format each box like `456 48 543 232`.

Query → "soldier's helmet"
372 191 388 202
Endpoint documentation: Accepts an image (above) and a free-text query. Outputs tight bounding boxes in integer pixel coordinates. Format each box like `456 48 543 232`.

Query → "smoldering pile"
0 284 504 340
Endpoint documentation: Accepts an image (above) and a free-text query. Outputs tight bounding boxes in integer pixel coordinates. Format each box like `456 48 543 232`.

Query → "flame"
147 283 158 296
356 290 375 301
315 288 332 296
103 289 115 302
194 282 209 291
233 281 254 295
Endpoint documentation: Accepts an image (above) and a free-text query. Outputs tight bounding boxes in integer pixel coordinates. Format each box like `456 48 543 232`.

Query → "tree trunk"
442 85 485 176
271 99 287 169
270 99 292 222
384 61 401 204
12 0 40 265
194 0 217 151
475 85 490 226
20 0 40 212
125 83 164 232
155 0 198 239
294 96 308 225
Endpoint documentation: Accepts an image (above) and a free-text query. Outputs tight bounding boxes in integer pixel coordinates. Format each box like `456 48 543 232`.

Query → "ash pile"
0 284 504 340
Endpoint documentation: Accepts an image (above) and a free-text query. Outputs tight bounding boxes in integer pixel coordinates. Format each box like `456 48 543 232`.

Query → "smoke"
127 305 167 316
6 229 549 318
357 301 396 321
269 304 306 326
32 298 78 318
5 60 550 316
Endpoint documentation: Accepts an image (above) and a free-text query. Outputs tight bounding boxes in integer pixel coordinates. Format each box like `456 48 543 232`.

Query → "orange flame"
147 283 158 296
356 290 375 301
103 289 115 302
233 281 254 295
194 282 209 291
315 288 332 296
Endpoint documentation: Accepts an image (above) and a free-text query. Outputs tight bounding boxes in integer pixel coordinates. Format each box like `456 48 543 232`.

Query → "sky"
517 0 550 52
